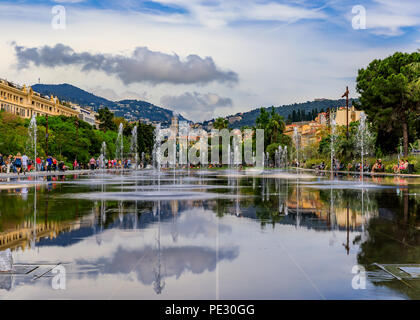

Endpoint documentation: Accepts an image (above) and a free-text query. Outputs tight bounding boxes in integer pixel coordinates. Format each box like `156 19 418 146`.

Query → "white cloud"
161 92 233 121
13 43 238 85
87 86 149 101
0 0 418 124
155 0 326 27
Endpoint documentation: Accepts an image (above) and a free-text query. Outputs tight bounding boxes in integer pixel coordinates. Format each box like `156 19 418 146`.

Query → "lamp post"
341 86 350 138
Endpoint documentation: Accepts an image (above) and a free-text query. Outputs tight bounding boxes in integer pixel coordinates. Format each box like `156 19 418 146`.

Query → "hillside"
114 99 189 123
203 98 357 128
31 83 189 124
32 83 114 109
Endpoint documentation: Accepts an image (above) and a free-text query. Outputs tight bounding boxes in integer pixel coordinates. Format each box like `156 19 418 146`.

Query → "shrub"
305 158 326 169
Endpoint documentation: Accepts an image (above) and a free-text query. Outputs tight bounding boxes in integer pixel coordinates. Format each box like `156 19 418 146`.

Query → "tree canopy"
0 111 132 165
255 107 292 159
98 107 117 132
356 51 420 155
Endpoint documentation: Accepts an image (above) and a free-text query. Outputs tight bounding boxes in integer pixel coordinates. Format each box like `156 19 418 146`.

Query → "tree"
266 108 286 144
213 117 229 130
356 51 420 155
256 107 288 153
256 108 270 129
137 122 155 161
292 110 297 122
98 107 117 132
0 111 26 155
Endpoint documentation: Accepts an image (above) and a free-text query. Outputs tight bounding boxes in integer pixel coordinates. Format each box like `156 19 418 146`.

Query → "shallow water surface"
0 170 419 299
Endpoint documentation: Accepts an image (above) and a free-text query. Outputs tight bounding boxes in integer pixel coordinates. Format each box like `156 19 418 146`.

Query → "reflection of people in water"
371 176 383 184
393 177 408 186
21 187 28 200
0 273 13 291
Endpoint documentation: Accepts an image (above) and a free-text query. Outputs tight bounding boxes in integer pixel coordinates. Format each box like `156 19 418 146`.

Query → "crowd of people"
311 158 414 174
81 158 138 170
0 153 69 175
0 153 145 174
0 152 30 175
0 152 416 175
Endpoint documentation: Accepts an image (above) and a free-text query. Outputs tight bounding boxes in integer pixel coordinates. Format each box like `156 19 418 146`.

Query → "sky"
0 0 419 122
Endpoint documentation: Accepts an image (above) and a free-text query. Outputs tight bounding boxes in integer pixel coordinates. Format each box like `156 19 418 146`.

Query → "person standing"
6 155 12 173
36 156 41 171
46 156 53 172
22 153 29 175
89 157 96 170
14 153 22 175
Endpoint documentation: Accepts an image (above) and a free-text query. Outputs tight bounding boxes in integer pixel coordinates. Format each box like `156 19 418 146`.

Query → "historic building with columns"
0 79 79 119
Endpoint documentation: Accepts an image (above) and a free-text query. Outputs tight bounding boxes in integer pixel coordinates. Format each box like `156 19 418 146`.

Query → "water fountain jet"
130 125 138 170
116 123 124 169
27 114 37 170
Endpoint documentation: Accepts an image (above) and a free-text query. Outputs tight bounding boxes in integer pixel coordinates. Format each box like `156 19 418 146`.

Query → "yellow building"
284 121 325 149
334 106 363 126
0 79 79 119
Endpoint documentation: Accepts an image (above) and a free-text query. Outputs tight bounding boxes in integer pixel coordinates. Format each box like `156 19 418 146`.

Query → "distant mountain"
114 99 189 123
32 83 114 109
31 83 190 124
203 98 358 128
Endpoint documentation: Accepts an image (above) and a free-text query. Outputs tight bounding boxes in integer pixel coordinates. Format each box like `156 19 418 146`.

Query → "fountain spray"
130 125 138 170
330 117 336 179
116 123 124 167
28 114 37 170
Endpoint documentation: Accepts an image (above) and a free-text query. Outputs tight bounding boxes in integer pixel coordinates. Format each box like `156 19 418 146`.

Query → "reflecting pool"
0 170 419 299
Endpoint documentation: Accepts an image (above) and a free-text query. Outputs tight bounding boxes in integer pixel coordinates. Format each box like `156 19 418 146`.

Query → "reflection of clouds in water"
162 210 231 239
0 275 13 291
76 245 239 285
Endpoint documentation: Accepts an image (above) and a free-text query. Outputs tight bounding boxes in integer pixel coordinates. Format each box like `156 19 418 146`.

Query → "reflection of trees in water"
358 191 420 265
0 184 98 252
357 190 420 299
208 177 381 231
206 176 420 298
0 185 96 230
95 200 153 229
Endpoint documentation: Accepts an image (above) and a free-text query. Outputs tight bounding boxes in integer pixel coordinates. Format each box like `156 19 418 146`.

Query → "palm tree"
266 108 286 144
